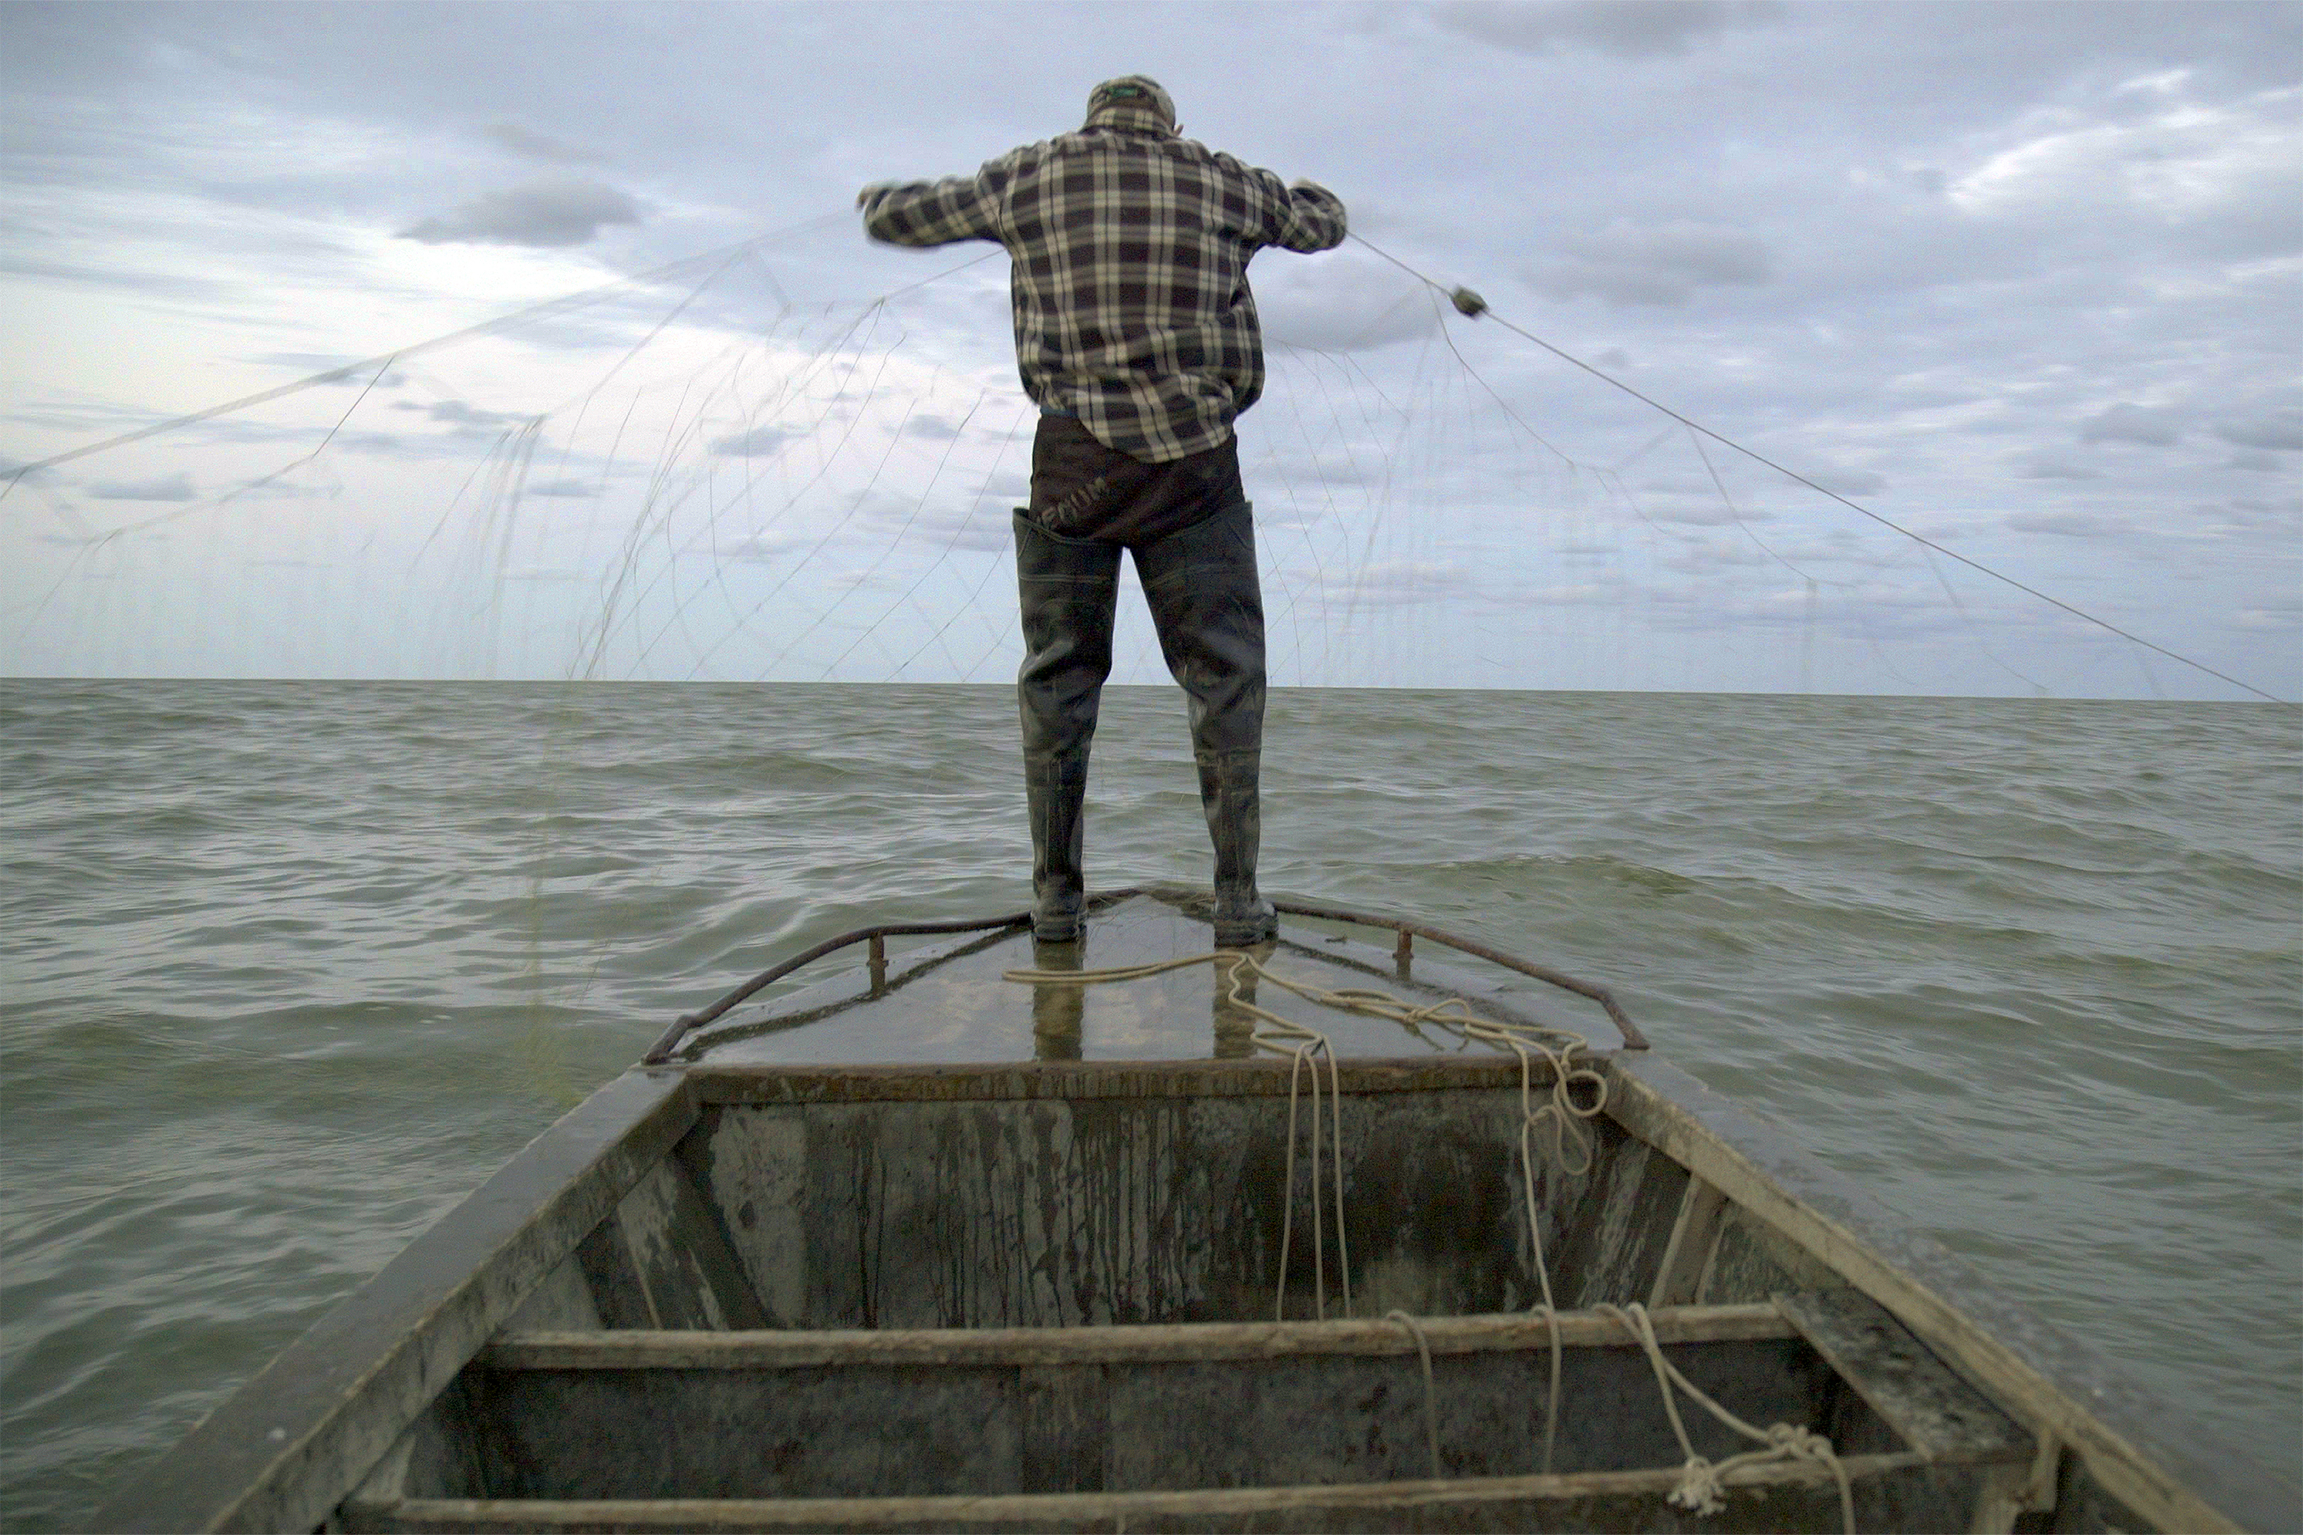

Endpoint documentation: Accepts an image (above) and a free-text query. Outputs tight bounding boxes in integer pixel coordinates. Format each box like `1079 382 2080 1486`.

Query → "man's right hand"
856 182 897 211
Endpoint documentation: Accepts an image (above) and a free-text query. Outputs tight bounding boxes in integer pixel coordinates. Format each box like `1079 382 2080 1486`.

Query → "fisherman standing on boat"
860 77 1346 948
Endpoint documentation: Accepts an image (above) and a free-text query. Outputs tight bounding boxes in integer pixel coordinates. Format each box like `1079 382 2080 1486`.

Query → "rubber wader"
1014 500 1277 947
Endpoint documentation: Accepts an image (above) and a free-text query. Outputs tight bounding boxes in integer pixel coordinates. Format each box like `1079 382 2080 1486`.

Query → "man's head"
1084 76 1178 135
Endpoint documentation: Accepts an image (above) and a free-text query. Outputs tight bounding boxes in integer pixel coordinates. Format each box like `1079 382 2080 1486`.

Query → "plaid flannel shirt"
863 114 1347 463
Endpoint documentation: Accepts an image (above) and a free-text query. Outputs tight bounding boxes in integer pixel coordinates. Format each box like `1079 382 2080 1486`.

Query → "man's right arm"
859 152 1019 248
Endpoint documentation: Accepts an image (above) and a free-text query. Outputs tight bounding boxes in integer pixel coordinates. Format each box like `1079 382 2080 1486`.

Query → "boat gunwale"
1609 1054 2284 1535
88 1067 700 1535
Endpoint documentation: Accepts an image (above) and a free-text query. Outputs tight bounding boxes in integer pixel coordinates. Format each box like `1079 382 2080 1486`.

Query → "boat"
93 889 2290 1533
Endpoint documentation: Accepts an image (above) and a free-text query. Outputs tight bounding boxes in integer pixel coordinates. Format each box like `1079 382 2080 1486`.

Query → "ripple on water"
1 681 2295 1529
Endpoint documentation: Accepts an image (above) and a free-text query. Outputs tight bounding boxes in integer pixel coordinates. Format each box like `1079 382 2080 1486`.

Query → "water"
2 680 2297 1528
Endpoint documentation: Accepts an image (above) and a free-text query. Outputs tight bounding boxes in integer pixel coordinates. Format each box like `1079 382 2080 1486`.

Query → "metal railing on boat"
643 888 1647 1063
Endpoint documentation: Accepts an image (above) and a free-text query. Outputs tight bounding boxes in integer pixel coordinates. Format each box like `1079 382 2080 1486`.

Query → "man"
861 76 1347 946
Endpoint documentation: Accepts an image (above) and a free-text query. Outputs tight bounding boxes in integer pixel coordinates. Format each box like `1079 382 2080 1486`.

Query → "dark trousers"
1015 416 1267 917
1014 498 1267 766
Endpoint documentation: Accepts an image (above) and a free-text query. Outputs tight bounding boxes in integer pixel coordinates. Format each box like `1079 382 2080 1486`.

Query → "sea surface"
1 680 2297 1529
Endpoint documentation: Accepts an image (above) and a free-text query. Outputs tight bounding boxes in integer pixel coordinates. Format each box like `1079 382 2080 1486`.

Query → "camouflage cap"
1084 75 1177 133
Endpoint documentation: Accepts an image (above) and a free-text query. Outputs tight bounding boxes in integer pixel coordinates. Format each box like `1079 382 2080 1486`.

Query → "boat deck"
681 890 1609 1067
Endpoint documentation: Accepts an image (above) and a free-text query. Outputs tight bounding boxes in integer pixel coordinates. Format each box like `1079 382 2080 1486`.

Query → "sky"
1 0 2297 698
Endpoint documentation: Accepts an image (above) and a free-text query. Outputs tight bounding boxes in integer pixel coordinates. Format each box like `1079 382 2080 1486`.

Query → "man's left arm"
1221 158 1346 254
1267 177 1348 254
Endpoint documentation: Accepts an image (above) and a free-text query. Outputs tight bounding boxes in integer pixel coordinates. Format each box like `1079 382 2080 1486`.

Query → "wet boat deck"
681 892 1610 1067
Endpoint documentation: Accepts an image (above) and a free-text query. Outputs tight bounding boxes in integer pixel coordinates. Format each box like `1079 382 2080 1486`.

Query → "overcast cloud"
1 0 2296 697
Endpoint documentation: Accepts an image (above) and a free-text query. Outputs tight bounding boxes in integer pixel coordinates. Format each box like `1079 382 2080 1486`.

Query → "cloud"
397 177 642 248
2013 457 2103 481
719 530 800 564
1258 252 1440 351
903 414 965 440
1948 86 2303 255
1662 538 1771 572
1266 452 1382 489
2006 511 2126 537
525 478 596 497
1518 582 1622 605
1531 220 1773 307
2213 410 2303 451
1312 561 1475 606
1431 0 1782 59
2079 403 2182 446
1800 467 1888 496
2194 496 2301 533
850 490 1009 553
396 400 526 431
712 425 796 457
1641 501 1773 526
2225 448 2286 471
87 473 196 501
478 121 602 165
253 353 406 388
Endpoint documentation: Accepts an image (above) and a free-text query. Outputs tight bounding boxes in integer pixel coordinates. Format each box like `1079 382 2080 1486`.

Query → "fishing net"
7 219 2145 697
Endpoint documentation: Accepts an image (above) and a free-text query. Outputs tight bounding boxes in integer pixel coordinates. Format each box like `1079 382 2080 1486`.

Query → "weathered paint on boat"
92 892 2295 1533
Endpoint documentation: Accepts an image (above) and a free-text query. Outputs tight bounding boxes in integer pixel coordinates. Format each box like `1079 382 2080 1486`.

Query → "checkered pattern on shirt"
863 126 1348 463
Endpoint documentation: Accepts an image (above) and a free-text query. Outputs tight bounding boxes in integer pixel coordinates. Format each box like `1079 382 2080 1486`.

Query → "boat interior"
321 893 2165 1534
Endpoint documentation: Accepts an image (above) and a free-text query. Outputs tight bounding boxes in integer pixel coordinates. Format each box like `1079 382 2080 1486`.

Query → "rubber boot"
1013 508 1120 943
1025 751 1090 943
1200 748 1276 947
1134 501 1273 949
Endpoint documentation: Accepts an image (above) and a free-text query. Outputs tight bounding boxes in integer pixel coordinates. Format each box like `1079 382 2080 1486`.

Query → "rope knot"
1668 1456 1726 1516
1768 1422 1832 1462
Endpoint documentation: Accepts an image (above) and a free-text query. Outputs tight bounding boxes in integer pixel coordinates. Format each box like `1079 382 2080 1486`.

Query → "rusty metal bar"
642 910 1032 1064
645 887 1643 1065
1271 897 1648 1050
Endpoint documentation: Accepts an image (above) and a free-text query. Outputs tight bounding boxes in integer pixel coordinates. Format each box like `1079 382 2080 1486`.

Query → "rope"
1347 231 2286 705
1007 947 1866 1521
1384 1310 1442 1479
1004 945 1604 1472
1594 1301 1857 1534
1004 950 1353 1317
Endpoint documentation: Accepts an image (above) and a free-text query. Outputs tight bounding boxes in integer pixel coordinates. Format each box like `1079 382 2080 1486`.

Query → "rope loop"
1594 1301 1858 1535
